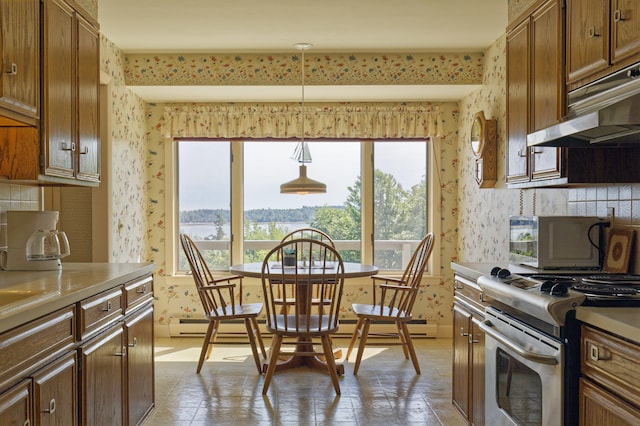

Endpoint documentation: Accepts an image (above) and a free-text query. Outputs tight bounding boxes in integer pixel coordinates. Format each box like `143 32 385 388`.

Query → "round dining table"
229 261 379 375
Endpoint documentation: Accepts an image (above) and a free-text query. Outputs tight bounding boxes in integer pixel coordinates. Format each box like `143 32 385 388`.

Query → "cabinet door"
567 0 610 83
452 304 471 421
76 14 100 182
0 379 31 425
506 19 530 184
42 0 75 179
80 325 125 426
470 316 485 426
0 0 39 122
611 0 640 63
32 352 77 426
125 306 154 426
579 378 640 425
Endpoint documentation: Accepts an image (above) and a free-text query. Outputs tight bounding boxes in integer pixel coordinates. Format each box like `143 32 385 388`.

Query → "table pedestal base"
262 338 345 375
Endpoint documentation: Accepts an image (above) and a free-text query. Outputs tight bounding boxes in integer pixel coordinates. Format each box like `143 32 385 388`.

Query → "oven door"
480 308 564 426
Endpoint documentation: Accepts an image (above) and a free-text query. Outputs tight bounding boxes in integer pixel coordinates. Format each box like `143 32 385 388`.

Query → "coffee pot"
0 211 70 271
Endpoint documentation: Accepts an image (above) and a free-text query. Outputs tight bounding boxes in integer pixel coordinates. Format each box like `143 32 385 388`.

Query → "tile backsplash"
0 183 40 216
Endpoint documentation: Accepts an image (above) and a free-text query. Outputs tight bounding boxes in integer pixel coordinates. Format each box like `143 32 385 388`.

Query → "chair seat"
208 302 263 320
352 303 411 321
267 314 338 336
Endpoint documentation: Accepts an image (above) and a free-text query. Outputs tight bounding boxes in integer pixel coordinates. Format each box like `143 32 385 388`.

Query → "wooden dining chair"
276 228 336 312
180 234 266 374
260 238 345 395
346 233 435 375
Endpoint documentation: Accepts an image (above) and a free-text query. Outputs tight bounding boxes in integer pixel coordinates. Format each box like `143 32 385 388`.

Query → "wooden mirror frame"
470 111 497 188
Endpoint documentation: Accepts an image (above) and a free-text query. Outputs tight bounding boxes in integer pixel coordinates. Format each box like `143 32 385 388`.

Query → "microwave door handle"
479 320 558 365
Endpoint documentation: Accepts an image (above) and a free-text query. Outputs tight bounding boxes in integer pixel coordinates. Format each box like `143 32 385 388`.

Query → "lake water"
181 222 308 239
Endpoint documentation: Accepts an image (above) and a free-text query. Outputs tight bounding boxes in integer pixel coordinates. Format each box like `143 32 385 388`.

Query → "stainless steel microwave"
509 216 603 269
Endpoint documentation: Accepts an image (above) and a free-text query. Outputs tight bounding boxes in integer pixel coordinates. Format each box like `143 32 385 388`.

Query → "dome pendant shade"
280 164 327 194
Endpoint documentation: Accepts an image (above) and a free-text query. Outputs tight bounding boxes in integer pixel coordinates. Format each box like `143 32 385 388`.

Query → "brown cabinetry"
579 325 640 425
452 274 486 426
32 351 77 426
507 0 564 186
567 0 640 88
0 271 154 425
0 0 39 125
41 0 100 184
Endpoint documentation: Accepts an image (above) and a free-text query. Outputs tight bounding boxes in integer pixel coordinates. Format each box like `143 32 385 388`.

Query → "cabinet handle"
590 344 611 361
23 420 30 426
6 63 17 75
588 26 600 37
115 346 127 357
101 300 112 312
60 142 76 152
79 146 89 155
137 284 147 294
469 333 479 344
128 337 138 348
531 147 544 155
517 149 527 158
43 398 56 414
460 327 469 337
614 9 625 22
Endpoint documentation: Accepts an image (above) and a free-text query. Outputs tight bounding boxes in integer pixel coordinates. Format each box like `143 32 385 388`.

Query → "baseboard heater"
169 317 432 338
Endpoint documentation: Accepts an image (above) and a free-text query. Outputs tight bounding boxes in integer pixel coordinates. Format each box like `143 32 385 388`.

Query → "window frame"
166 138 441 276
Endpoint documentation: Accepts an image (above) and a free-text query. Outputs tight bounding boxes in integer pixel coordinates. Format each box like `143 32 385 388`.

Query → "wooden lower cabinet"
33 351 77 426
79 324 126 425
125 305 155 426
0 379 31 425
579 325 640 425
452 274 486 426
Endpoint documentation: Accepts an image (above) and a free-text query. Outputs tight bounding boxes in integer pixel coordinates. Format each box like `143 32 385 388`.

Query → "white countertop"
576 306 640 344
0 262 155 334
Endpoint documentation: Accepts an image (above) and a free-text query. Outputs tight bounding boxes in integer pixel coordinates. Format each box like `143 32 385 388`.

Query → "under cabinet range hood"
528 62 640 147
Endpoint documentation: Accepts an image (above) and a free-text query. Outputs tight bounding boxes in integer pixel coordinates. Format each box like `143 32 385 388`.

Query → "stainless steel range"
477 267 640 426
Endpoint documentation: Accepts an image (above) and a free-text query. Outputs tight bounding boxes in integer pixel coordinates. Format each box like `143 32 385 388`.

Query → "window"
177 139 428 272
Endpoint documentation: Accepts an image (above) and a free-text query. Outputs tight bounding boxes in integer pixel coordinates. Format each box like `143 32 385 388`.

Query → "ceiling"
97 0 508 102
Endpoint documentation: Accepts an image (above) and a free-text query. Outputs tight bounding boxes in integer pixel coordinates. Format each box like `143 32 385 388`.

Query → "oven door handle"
480 320 558 365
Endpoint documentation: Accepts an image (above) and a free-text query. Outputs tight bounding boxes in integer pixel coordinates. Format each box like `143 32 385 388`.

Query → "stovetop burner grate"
572 283 640 296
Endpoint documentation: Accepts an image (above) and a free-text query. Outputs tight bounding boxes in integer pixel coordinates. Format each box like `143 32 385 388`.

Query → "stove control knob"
540 281 555 293
490 267 511 279
550 283 569 296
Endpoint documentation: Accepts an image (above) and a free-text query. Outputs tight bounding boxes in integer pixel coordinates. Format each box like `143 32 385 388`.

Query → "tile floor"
143 336 465 426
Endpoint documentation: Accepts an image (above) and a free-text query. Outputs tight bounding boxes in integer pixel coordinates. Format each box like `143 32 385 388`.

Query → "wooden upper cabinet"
567 0 610 83
0 0 39 125
507 0 563 185
76 14 100 182
568 0 640 86
41 0 100 184
612 0 640 63
507 19 531 184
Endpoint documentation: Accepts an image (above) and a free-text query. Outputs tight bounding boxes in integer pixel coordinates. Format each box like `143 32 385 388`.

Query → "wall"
455 35 568 264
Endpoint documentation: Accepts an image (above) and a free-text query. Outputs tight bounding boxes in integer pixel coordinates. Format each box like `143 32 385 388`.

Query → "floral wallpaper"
455 35 568 264
100 36 149 263
125 52 484 86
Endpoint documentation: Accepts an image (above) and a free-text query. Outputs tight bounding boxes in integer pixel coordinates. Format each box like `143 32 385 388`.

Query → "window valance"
161 103 443 140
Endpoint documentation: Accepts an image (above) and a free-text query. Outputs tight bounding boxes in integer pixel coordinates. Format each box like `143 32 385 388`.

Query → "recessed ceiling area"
98 0 507 102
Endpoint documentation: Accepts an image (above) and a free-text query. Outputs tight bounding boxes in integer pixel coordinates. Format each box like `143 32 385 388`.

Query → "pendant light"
280 43 327 195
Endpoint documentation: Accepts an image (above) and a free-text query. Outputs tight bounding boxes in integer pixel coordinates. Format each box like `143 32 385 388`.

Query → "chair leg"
397 321 410 359
346 317 364 359
353 319 371 375
251 317 267 358
262 334 283 395
321 335 341 395
401 322 420 374
197 320 217 373
245 318 264 375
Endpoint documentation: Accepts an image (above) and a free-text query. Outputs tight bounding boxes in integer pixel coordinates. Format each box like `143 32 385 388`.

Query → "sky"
178 141 426 211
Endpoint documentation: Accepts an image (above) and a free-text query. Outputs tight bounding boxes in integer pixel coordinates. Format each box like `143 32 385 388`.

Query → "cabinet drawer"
78 287 123 341
581 325 640 408
454 275 487 314
0 306 75 390
123 275 153 314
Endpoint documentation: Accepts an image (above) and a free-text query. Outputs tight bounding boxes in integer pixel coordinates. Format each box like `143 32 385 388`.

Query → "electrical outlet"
607 207 615 227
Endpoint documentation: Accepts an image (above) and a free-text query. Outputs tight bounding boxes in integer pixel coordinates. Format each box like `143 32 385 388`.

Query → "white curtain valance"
161 103 443 140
